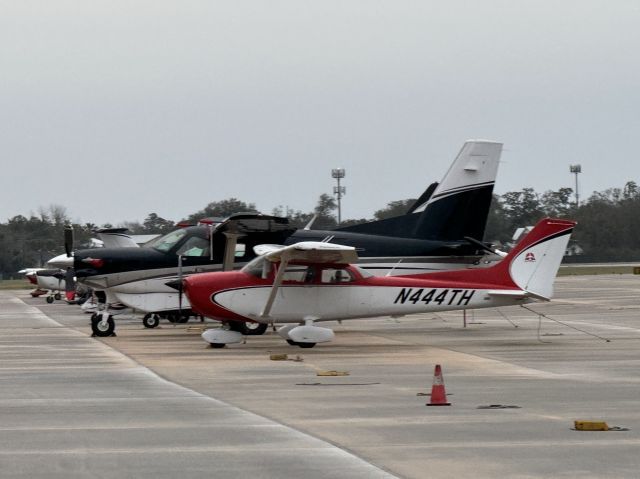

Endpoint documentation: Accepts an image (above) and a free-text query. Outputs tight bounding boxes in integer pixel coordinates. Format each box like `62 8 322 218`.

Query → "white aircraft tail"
492 218 575 299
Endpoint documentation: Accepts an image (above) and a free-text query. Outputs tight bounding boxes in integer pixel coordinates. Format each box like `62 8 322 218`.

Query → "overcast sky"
1 1 639 225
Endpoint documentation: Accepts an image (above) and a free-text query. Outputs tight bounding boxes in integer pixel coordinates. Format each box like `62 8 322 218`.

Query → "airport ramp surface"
0 291 395 479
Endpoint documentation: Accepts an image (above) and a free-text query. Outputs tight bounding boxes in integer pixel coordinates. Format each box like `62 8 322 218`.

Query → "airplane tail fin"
500 218 575 299
451 218 575 299
335 140 502 241
418 218 575 300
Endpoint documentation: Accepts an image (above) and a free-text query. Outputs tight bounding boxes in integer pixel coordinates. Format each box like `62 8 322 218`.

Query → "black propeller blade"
64 225 74 257
177 255 184 315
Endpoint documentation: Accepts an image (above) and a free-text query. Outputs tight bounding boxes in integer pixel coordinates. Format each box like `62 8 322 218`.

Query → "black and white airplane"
50 139 503 337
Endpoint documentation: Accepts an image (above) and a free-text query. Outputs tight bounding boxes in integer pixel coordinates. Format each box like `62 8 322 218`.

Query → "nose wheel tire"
91 316 115 337
297 342 316 348
142 314 160 329
209 343 226 349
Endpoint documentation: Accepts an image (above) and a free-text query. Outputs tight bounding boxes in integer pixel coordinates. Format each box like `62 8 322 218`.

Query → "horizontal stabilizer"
488 290 550 301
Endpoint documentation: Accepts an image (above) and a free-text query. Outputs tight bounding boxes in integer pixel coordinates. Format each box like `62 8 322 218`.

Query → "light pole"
569 164 581 207
332 168 346 224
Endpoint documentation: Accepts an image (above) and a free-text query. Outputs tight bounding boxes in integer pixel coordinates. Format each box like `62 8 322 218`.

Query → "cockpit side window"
320 267 354 284
147 229 187 253
176 236 210 257
282 265 312 283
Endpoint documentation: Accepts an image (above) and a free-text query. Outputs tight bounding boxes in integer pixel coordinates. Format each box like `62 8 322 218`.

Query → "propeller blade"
64 225 74 257
177 255 184 314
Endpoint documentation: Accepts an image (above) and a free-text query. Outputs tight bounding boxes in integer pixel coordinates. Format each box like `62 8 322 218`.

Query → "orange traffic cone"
427 364 451 406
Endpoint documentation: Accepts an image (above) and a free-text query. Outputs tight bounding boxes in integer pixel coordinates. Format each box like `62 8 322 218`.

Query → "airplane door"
316 267 368 318
277 265 319 319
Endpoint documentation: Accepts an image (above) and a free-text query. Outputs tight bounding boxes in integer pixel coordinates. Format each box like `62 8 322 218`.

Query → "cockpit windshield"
241 256 270 278
146 229 188 253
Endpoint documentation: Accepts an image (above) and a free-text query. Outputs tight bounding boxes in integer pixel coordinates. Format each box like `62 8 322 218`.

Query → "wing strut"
261 256 289 318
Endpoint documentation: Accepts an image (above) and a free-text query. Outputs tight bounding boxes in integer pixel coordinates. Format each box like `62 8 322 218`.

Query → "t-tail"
335 140 503 241
420 218 576 300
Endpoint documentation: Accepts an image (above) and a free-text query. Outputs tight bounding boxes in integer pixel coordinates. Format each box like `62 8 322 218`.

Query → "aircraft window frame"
282 265 313 283
235 243 247 258
320 267 355 284
242 256 270 278
147 229 188 253
175 236 211 257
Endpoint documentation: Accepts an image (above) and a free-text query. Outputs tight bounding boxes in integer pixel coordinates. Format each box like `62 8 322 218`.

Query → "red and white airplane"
183 218 576 348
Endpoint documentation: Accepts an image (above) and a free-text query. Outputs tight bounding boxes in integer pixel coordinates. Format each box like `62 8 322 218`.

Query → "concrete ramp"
0 291 395 479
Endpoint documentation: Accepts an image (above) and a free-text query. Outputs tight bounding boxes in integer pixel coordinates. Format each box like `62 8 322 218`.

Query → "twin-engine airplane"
50 139 503 337
183 218 576 348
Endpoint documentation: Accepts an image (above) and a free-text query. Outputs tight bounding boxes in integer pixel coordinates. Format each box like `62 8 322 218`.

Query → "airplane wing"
253 244 284 256
260 242 358 318
263 241 358 264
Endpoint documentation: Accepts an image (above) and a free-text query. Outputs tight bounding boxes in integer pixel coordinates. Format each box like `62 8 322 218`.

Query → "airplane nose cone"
47 253 74 269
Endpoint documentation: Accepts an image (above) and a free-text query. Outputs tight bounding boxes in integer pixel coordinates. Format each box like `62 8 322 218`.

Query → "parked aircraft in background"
34 269 66 303
50 140 504 337
183 218 575 348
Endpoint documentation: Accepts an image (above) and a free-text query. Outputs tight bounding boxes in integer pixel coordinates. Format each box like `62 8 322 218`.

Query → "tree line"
2 182 640 277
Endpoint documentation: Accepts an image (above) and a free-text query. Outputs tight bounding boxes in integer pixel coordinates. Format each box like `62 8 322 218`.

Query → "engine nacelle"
201 329 243 345
288 325 335 344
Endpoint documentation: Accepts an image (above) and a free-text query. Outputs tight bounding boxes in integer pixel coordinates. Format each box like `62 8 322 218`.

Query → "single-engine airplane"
182 218 576 348
50 139 504 337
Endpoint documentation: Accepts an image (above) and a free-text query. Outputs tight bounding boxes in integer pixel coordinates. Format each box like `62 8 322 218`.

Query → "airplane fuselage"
209 283 528 324
183 266 530 326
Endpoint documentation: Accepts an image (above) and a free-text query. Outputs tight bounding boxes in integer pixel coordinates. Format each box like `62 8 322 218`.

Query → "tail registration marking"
394 288 475 306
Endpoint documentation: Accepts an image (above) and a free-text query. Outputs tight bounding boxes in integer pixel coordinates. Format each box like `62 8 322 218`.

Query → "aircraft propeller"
64 225 74 257
177 255 184 316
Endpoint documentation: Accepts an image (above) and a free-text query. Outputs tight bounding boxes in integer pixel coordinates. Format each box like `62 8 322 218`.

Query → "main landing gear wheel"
228 321 268 335
241 322 268 336
46 296 54 304
143 314 160 329
209 343 226 349
91 316 115 337
54 293 62 301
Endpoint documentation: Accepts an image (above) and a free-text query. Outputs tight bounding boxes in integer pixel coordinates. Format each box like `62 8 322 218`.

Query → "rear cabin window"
320 268 354 284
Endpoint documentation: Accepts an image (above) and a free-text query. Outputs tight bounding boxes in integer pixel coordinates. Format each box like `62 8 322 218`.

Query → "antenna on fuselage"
303 215 317 230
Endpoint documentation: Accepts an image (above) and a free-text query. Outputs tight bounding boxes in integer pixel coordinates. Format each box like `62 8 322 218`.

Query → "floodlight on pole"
331 168 346 224
569 164 582 206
